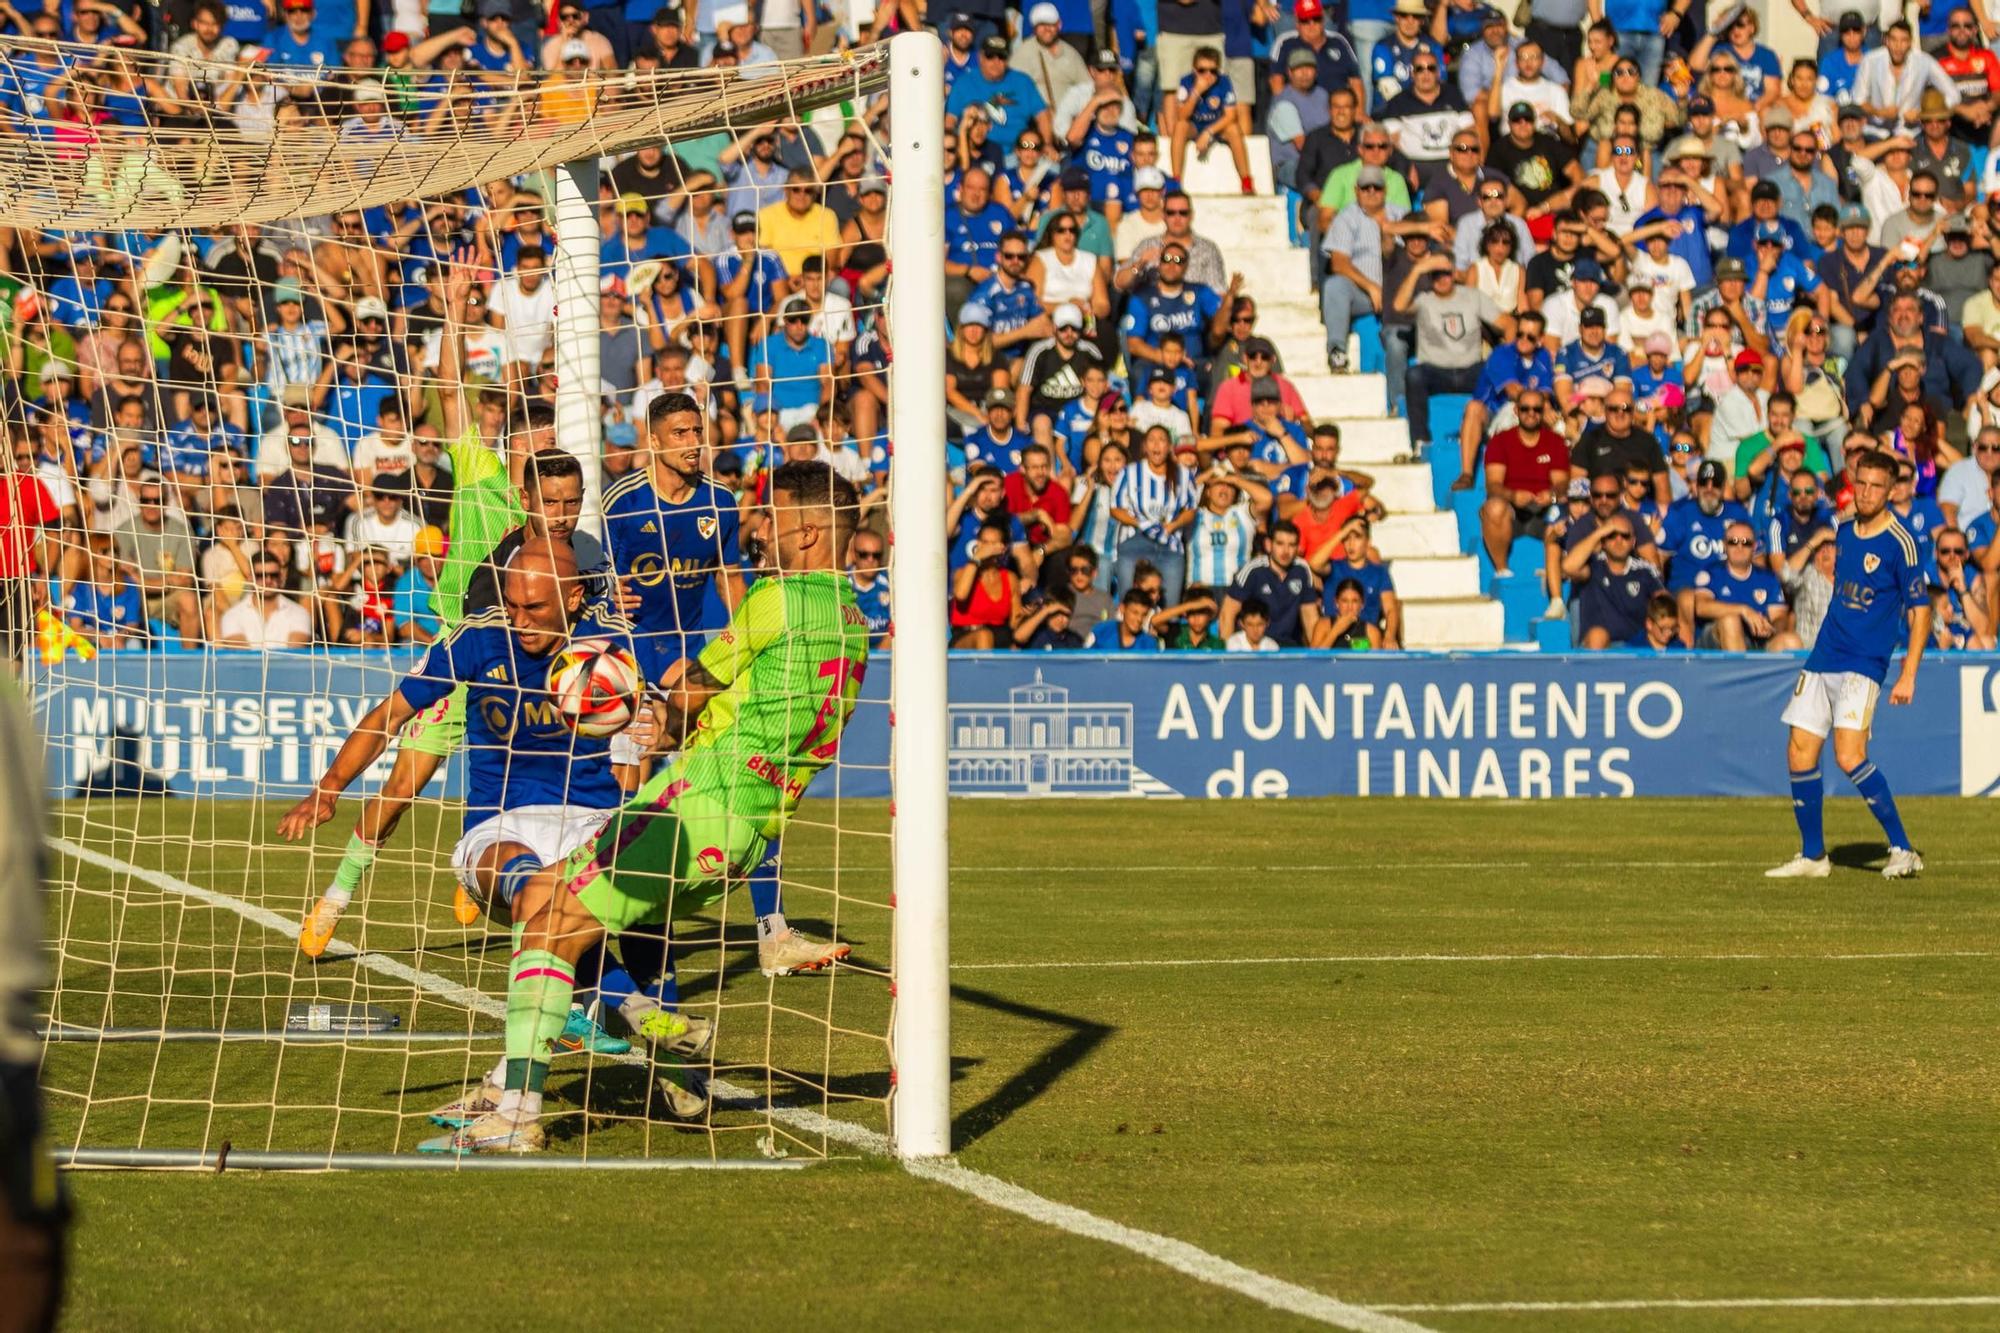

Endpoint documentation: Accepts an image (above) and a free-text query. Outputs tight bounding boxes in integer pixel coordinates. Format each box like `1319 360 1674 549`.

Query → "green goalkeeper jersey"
669 570 872 841
430 427 524 628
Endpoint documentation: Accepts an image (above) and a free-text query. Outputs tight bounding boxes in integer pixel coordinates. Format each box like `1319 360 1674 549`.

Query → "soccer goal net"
19 29 949 1168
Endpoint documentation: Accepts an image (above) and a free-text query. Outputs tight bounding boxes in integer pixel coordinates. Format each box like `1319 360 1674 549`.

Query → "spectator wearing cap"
1726 180 1812 267
1909 90 1974 207
541 8 615 69
1267 48 1334 195
718 127 792 222
1203 375 1303 464
1708 348 1772 473
1210 336 1308 426
1878 167 1948 257
389 526 446 644
948 33 1053 157
751 295 832 431
946 302 1010 432
1012 4 1090 116
1562 508 1668 649
1059 47 1141 146
1863 245 1953 340
1017 306 1105 447
965 388 1029 473
1321 166 1426 372
1392 252 1507 458
756 176 841 278
946 167 1016 314
1271 0 1362 109
264 0 337 68
1688 257 1772 359
1747 222 1828 348
1661 457 1755 631
1071 97 1138 229
603 192 697 286
1851 20 1959 134
1551 301 1631 412
1929 216 1990 333
1815 9 1871 89
1540 257 1620 351
1375 42 1474 170
1371 0 1443 112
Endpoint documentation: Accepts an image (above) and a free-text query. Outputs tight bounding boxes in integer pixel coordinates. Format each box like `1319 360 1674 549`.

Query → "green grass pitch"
42 795 2000 1331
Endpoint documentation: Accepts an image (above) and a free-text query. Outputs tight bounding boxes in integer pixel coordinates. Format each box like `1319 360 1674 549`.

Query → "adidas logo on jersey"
641 520 659 533
485 665 508 681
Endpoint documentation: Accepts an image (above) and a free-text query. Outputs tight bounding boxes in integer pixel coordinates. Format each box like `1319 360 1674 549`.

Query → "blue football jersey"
1660 497 1751 590
600 469 741 652
849 569 892 644
396 607 630 831
1804 516 1928 680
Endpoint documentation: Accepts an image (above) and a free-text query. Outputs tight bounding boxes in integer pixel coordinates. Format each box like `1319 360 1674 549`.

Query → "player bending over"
426 461 871 1154
1768 449 1932 880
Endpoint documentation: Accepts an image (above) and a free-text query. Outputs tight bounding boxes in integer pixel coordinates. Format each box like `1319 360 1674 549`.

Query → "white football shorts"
1780 669 1880 738
451 804 615 896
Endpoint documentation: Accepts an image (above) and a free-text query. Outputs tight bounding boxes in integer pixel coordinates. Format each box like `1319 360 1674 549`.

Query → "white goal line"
788 858 2000 873
953 950 1998 972
47 836 1438 1333
1374 1295 2000 1314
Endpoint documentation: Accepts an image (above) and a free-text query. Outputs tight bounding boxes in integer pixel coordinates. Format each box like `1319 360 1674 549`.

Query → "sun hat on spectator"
273 278 304 305
1839 203 1870 229
413 526 447 560
1762 107 1793 131
1028 2 1060 26
1664 137 1707 163
1944 214 1972 237
381 31 410 52
1392 0 1427 15
1714 257 1747 281
983 387 1013 408
354 295 389 322
1733 349 1763 372
980 34 1009 57
560 39 591 61
1133 166 1167 192
1052 305 1086 330
1919 90 1952 121
958 300 992 327
1286 46 1318 69
1296 0 1324 16
280 383 312 409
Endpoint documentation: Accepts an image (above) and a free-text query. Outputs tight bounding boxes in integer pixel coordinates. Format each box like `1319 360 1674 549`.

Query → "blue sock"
493 853 541 910
1789 768 1825 860
1844 759 1911 850
749 839 784 922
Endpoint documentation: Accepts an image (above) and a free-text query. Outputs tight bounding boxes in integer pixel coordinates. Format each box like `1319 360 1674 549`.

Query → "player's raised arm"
276 689 421 840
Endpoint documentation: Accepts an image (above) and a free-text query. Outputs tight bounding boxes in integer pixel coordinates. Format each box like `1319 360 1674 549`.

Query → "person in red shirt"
1934 14 2000 150
1478 389 1570 576
1002 443 1074 554
1295 473 1369 574
0 451 60 667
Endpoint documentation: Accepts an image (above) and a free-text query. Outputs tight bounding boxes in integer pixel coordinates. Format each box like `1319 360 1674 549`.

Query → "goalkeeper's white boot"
1764 854 1832 879
759 928 851 977
298 894 347 959
429 1076 504 1129
655 1066 709 1122
1881 847 1924 880
628 1005 714 1061
417 1110 544 1155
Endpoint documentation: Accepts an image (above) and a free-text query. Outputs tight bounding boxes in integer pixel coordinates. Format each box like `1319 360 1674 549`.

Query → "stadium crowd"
2 0 1999 657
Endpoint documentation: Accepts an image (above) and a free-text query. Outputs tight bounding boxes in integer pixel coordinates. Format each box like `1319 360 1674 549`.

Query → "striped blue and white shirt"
265 320 327 394
1073 473 1123 571
1109 460 1200 551
1188 500 1259 589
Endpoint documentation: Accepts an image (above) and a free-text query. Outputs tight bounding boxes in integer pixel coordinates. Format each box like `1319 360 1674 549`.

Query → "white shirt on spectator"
257 419 348 480
346 508 423 566
1540 289 1621 345
1707 384 1769 475
489 275 558 367
810 291 856 352
220 594 312 649
1938 457 1995 522
1617 301 1680 357
1225 629 1280 652
1629 251 1696 308
352 431 415 482
1132 398 1195 443
1850 157 1911 245
1498 73 1570 128
419 326 508 383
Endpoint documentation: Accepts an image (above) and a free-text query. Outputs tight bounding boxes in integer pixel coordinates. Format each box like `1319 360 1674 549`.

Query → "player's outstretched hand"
276 789 339 842
1890 675 1917 706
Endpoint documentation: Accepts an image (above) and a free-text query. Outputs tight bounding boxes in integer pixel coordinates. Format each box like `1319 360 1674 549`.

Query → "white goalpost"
20 30 949 1168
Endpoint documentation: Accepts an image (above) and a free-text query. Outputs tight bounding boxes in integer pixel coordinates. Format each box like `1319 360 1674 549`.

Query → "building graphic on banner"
948 671 1179 797
1959 666 2000 796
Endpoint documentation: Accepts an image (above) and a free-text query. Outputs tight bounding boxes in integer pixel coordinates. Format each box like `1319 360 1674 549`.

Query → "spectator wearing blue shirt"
1562 511 1667 649
1693 519 1800 650
1748 226 1825 345
454 2 532 74
161 399 245 495
1079 104 1136 225
1726 184 1812 268
1552 308 1631 412
716 210 789 365
1663 458 1754 631
751 295 833 428
946 34 1053 156
264 0 339 68
1090 590 1165 650
1461 313 1556 461
964 390 1029 473
1632 158 1717 289
1220 521 1318 645
1766 468 1836 576
1270 0 1362 108
64 539 146 649
1703 6 1783 103
942 16 980 91
1818 14 1868 94
1168 46 1254 193
602 194 694 286
967 229 1053 358
948 468 1034 573
1316 517 1400 647
46 252 109 332
1122 241 1228 385
945 168 1016 314
392 533 446 644
1369 0 1442 109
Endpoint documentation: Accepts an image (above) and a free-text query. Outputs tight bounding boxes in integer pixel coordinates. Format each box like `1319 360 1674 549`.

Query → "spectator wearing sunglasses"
1563 512 1668 650
1690 519 1799 650
1930 525 1995 649
1375 43 1474 168
1937 424 2000 527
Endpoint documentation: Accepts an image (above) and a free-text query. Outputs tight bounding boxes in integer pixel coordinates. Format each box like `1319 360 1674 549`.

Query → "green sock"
504 947 574 1095
328 833 378 902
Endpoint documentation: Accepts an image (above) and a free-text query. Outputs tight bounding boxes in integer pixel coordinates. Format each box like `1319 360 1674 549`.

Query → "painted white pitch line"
50 837 1436 1333
1375 1295 2000 1313
954 950 1998 972
786 857 2000 873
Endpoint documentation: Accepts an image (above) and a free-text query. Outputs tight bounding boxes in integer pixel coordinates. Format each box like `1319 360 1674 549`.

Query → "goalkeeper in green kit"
426 461 873 1155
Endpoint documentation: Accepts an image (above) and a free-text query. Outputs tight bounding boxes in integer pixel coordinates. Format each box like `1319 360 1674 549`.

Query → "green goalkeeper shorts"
399 684 466 758
558 785 765 935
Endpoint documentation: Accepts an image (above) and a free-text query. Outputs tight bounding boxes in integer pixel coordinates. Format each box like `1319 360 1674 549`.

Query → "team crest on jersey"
1864 553 1880 574
1442 313 1466 340
1626 580 1640 597
697 515 718 539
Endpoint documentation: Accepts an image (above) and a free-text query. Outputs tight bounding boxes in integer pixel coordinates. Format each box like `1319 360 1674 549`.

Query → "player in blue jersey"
1768 451 1933 881
604 390 843 976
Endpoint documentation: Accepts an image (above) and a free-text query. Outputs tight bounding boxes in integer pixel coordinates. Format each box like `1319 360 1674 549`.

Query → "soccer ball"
546 639 643 738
